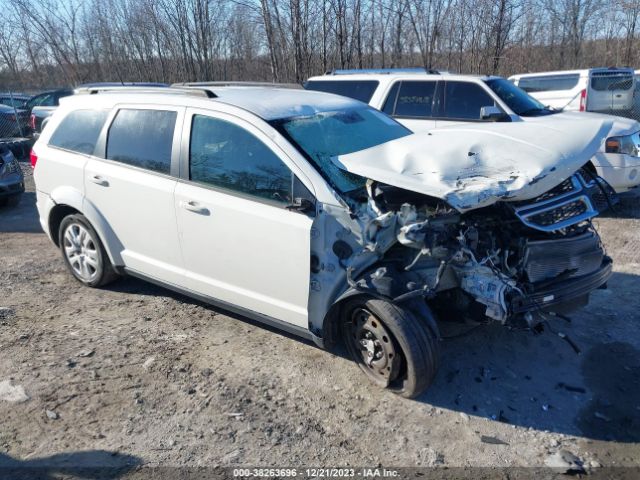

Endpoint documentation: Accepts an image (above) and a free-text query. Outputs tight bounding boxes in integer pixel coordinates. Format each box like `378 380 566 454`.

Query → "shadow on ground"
418 270 640 443
106 268 640 444
0 450 141 479
0 191 41 233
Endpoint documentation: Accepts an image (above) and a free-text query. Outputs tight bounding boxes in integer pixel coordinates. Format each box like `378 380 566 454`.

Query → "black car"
0 143 24 207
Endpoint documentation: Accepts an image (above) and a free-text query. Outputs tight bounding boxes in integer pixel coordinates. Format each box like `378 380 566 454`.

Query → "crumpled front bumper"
511 257 613 315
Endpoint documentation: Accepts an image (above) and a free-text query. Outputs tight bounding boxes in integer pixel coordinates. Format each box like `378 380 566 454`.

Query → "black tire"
341 297 440 398
58 214 119 287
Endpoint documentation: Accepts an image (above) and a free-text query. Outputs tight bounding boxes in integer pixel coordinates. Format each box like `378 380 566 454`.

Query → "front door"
175 109 313 328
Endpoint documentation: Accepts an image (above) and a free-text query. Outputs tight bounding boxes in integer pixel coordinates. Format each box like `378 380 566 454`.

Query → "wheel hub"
63 223 100 282
347 308 401 386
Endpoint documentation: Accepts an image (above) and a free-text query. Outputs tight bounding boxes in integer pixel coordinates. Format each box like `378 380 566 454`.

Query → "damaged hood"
334 119 613 212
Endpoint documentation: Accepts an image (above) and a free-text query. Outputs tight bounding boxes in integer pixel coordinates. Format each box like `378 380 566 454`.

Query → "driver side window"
443 81 497 120
189 115 293 205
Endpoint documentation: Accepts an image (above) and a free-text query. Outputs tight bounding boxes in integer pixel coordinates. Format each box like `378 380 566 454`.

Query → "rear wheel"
58 214 118 287
341 297 440 398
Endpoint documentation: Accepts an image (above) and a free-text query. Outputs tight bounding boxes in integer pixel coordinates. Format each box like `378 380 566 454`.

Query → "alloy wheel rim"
63 223 100 282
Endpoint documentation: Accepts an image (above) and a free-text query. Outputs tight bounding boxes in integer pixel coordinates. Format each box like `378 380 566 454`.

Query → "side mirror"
480 105 509 122
286 197 316 215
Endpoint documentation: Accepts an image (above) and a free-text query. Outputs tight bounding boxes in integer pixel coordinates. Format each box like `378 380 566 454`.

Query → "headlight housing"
605 132 639 156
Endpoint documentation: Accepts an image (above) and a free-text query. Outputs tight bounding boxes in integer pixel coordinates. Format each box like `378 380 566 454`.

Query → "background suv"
306 69 640 192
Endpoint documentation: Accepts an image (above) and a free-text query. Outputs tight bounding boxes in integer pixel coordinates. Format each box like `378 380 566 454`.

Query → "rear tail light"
29 114 36 130
30 149 38 168
579 89 587 111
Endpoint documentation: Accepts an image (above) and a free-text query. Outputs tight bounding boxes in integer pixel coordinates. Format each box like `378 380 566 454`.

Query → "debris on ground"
0 380 29 403
480 435 509 445
45 409 59 420
544 449 585 474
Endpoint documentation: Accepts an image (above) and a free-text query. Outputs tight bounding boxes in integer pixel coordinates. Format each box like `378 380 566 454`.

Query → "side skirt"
122 267 324 348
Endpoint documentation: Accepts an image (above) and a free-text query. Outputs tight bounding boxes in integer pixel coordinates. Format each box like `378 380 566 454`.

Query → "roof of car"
510 67 634 79
306 72 496 82
63 86 366 121
212 87 364 119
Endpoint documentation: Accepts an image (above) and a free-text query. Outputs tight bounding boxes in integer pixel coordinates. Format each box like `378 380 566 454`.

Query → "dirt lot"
1 164 639 477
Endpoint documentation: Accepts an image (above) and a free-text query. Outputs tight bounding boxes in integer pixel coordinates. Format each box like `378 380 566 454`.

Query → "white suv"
34 85 615 398
306 69 640 192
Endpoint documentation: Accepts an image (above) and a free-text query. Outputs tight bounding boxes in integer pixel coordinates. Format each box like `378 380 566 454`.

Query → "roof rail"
172 81 302 90
74 86 217 98
326 67 440 75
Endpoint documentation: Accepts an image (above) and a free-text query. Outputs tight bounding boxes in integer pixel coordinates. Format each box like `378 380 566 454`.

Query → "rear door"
382 80 438 131
175 108 314 327
589 70 634 112
85 105 185 284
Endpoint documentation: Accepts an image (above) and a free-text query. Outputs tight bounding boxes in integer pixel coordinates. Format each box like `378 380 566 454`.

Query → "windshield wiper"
519 107 553 116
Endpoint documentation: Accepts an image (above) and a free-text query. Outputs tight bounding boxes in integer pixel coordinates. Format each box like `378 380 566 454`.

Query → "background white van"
509 68 635 114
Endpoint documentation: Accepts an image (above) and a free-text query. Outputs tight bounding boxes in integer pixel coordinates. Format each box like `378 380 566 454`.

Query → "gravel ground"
1 164 639 478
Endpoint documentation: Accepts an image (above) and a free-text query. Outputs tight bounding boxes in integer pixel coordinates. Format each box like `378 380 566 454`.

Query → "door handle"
89 174 109 187
180 200 210 215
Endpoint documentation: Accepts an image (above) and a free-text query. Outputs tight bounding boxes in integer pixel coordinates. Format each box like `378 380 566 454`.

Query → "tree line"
0 0 638 90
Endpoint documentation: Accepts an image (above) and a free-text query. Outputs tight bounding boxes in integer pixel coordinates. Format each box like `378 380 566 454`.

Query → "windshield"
271 107 411 193
484 78 556 116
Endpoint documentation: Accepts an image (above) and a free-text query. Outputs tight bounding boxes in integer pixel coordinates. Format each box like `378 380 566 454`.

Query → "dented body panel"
334 119 613 212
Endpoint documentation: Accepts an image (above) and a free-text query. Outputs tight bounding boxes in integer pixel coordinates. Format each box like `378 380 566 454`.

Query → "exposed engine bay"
321 167 616 330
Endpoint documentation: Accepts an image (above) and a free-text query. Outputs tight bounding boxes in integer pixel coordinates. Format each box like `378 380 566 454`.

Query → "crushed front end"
345 168 615 328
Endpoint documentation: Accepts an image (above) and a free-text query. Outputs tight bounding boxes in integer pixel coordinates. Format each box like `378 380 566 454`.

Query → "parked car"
305 69 640 192
26 88 74 134
33 86 615 398
508 67 635 114
0 142 24 207
0 93 30 109
0 104 31 138
28 85 170 135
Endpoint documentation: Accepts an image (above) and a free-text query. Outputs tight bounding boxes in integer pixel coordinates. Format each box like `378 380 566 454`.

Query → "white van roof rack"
74 86 217 98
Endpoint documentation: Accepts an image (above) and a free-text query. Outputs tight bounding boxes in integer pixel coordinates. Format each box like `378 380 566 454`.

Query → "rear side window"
106 109 177 174
443 81 495 120
304 80 379 103
518 74 580 92
393 81 437 117
590 72 633 91
49 109 109 155
189 115 292 205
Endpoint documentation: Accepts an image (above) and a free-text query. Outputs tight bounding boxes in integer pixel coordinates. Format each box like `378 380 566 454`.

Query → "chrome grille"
527 199 588 227
510 173 614 232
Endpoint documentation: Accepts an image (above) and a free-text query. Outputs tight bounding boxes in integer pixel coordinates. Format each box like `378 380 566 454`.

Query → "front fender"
322 264 440 347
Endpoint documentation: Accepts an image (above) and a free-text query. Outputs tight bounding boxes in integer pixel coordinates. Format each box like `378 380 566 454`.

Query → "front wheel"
341 297 440 399
58 214 118 287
